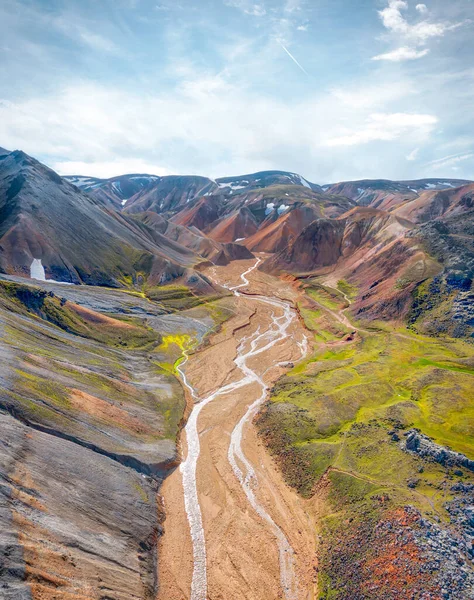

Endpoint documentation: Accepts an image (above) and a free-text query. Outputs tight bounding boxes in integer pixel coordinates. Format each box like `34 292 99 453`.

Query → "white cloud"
406 147 420 160
325 112 438 147
53 159 172 178
284 0 302 13
423 152 474 170
372 46 429 61
224 1 266 16
373 1 467 62
0 76 441 180
416 4 428 14
52 16 119 54
78 30 118 53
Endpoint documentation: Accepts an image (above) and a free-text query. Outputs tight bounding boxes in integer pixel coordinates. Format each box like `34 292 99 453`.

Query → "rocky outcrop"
403 429 474 472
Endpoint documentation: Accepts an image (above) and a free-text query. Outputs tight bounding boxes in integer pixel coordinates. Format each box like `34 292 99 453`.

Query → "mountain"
324 178 472 211
132 211 253 265
206 206 259 243
170 183 354 251
393 182 474 223
215 170 322 194
65 174 160 209
123 170 326 219
124 176 218 214
0 151 226 288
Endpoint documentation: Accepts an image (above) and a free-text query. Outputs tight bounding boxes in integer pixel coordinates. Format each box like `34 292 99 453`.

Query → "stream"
177 259 305 600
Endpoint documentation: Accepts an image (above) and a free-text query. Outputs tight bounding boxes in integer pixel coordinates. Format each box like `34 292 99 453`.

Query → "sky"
0 0 473 183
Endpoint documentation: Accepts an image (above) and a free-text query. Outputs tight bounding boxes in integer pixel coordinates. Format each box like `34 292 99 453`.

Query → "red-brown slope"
244 205 322 253
171 196 222 231
393 183 474 223
206 206 259 243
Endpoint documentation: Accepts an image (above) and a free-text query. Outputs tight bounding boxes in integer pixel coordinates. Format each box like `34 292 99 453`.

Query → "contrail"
277 41 309 76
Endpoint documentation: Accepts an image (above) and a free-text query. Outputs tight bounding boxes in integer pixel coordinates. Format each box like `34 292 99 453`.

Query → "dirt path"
157 259 318 600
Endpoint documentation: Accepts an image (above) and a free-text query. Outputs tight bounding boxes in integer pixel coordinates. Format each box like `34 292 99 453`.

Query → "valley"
0 147 474 599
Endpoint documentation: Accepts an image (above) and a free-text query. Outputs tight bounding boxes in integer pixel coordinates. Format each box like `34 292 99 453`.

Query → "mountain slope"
125 176 218 214
66 174 160 209
393 183 474 223
325 178 472 211
0 151 212 287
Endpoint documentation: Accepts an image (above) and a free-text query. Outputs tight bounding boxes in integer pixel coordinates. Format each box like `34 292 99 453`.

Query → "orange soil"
157 259 319 600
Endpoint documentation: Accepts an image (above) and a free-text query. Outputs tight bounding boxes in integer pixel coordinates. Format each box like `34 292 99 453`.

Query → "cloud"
406 147 420 160
53 159 172 178
373 1 467 62
416 4 428 14
50 14 120 53
325 112 438 147
0 76 438 180
224 1 266 16
77 30 119 53
372 46 429 61
423 152 474 170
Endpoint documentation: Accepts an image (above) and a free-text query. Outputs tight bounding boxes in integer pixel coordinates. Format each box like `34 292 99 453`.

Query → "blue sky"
0 0 473 182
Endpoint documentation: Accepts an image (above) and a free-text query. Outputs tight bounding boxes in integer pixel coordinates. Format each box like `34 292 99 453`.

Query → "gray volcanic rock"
403 429 474 471
0 413 161 599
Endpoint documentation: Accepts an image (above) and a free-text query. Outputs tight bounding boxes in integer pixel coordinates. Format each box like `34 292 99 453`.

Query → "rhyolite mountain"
324 178 472 209
1 146 474 600
65 173 161 209
0 150 252 288
2 147 473 335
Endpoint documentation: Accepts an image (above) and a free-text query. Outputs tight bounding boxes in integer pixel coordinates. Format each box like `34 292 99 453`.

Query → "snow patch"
296 174 311 189
277 204 289 215
30 259 73 285
112 181 122 195
265 202 275 216
30 259 46 281
129 175 160 182
234 237 245 242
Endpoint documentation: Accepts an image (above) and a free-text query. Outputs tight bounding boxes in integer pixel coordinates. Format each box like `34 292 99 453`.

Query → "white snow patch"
234 238 245 242
265 202 275 216
297 175 311 189
129 175 160 182
121 199 128 206
277 204 289 215
112 181 122 195
66 176 97 188
30 259 46 281
30 259 74 285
